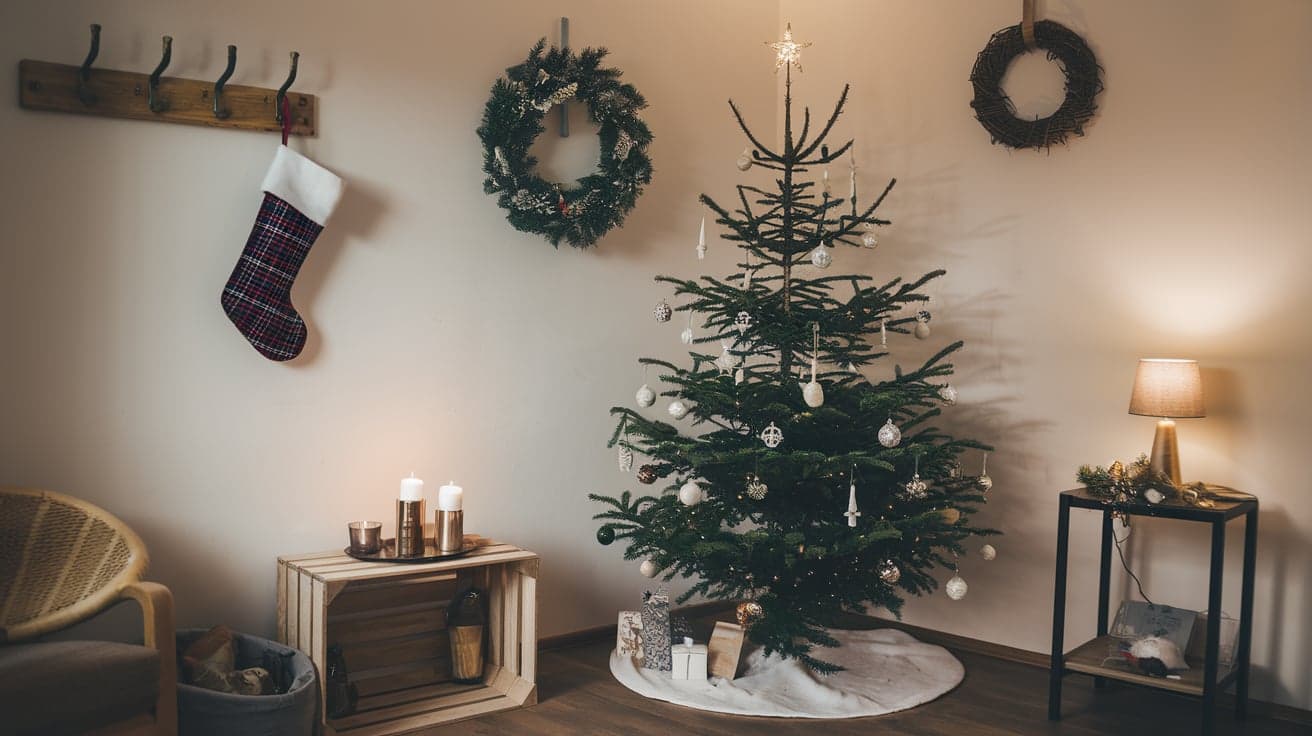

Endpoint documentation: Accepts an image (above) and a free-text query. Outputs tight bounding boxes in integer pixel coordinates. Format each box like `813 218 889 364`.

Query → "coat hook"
77 23 102 106
148 36 172 113
213 44 236 120
275 51 299 123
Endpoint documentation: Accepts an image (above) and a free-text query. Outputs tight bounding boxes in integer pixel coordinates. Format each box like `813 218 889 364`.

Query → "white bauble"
639 560 660 578
914 321 931 339
877 418 901 448
736 148 753 171
678 480 703 506
715 347 737 373
635 384 655 407
939 384 958 405
980 544 997 561
1144 488 1165 504
668 399 690 420
802 380 825 408
945 574 969 600
810 245 833 269
861 229 879 248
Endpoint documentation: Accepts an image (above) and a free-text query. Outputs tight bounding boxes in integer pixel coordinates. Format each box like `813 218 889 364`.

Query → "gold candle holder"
347 521 382 554
436 509 464 553
395 499 426 557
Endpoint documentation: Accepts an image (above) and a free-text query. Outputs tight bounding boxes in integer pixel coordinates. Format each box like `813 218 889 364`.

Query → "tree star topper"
769 23 811 72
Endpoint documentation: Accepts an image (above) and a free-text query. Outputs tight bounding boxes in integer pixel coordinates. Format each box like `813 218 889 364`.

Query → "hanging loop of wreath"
477 40 653 249
969 20 1104 150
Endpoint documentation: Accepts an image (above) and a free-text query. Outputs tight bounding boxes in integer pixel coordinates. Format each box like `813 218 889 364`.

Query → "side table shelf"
1048 488 1257 736
278 537 539 736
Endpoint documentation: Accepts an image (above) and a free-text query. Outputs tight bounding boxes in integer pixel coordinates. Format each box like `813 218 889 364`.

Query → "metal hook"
77 23 101 106
148 36 172 113
275 51 299 123
213 44 236 120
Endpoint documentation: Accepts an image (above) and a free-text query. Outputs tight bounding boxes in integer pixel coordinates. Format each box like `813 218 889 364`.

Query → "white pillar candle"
399 473 424 501
821 168 831 196
438 480 464 511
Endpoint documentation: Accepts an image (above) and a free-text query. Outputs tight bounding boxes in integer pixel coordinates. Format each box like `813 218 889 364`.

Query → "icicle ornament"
696 216 707 260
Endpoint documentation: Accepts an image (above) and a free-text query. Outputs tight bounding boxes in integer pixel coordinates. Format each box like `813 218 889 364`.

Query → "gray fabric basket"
176 628 318 736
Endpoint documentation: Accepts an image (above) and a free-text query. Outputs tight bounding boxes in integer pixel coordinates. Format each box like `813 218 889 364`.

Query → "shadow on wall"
288 175 389 366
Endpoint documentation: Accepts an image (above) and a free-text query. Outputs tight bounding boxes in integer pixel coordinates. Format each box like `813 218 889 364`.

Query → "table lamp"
1128 358 1205 485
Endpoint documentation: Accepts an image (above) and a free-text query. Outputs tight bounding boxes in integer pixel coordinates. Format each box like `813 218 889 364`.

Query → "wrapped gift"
707 621 746 679
616 611 643 659
671 637 708 681
640 591 672 671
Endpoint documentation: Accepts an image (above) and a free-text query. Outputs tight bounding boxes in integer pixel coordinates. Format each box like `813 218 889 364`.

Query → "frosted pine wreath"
478 40 653 249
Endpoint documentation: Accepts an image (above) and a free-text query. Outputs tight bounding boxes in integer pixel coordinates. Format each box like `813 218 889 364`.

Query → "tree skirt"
609 628 963 719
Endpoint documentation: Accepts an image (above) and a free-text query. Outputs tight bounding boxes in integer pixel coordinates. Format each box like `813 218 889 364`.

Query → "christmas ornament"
654 300 672 322
1144 488 1165 504
637 464 658 484
715 341 738 373
802 323 825 408
223 146 344 361
948 461 962 479
734 311 753 335
680 311 695 345
977 452 993 492
820 168 832 197
914 310 931 340
678 480 704 506
844 477 861 527
741 249 754 290
479 42 653 248
735 600 764 627
696 216 707 260
635 383 656 407
734 367 745 385
877 418 901 448
745 474 768 500
939 507 961 524
769 23 811 72
980 543 997 561
668 399 690 420
617 445 633 473
861 224 879 248
596 525 616 545
939 384 958 405
639 559 660 578
810 244 833 269
904 474 928 499
877 560 901 584
760 422 784 448
736 147 753 172
945 574 968 600
879 319 889 352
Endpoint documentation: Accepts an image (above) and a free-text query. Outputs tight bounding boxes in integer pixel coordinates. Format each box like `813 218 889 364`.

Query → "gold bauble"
1108 460 1125 482
939 507 962 525
735 600 764 627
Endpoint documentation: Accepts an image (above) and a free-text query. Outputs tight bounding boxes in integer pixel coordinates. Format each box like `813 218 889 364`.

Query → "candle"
821 168 831 196
399 473 424 501
439 480 464 511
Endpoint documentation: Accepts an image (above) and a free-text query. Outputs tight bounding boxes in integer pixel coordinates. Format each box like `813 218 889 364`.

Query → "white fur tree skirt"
609 628 963 719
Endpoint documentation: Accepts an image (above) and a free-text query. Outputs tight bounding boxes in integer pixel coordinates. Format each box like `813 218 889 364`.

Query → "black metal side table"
1048 488 1257 736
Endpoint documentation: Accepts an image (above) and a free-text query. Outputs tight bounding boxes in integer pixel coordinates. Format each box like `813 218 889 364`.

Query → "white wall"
784 0 1312 711
3 0 1310 714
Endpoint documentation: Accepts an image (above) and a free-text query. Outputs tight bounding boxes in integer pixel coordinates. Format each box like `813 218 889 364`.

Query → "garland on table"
477 40 653 248
1077 455 1252 509
969 19 1103 150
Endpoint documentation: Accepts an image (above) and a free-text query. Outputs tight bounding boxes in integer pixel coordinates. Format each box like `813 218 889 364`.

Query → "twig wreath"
478 40 653 249
968 20 1103 150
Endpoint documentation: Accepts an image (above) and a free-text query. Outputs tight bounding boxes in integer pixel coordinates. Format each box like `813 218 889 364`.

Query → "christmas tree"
591 25 996 672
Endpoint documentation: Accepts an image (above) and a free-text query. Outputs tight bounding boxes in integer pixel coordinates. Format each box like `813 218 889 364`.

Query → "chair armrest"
120 581 177 736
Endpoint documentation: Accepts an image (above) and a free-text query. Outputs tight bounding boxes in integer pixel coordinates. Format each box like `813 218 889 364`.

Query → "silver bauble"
877 419 901 448
668 399 690 420
945 574 969 600
653 300 672 322
861 229 879 248
802 380 825 408
635 383 656 407
977 474 994 492
878 560 901 584
904 473 929 499
678 480 703 506
810 245 833 269
980 544 997 561
939 384 958 405
639 559 660 578
914 321 931 339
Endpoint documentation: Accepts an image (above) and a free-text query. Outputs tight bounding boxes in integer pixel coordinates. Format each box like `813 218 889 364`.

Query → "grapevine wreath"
968 19 1103 150
478 40 653 248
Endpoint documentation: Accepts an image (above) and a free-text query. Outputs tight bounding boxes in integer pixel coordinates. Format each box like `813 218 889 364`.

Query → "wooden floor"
432 621 1303 736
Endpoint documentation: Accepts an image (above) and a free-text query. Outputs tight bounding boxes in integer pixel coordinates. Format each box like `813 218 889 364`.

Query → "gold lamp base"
1149 418 1182 486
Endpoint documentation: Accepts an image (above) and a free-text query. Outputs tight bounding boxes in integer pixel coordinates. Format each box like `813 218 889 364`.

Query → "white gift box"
671 638 708 681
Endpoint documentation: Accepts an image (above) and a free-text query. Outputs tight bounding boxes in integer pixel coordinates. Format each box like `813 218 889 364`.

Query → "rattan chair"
0 487 177 736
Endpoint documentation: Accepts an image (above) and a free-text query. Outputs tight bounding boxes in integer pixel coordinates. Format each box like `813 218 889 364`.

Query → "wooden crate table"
278 537 538 735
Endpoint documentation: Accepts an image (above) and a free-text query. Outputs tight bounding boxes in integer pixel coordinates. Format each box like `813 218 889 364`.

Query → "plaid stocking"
222 146 343 361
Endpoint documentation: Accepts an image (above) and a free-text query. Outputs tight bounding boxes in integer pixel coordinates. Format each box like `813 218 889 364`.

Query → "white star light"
768 23 811 72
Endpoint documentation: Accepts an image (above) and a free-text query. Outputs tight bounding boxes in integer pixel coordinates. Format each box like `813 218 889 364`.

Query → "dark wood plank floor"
434 623 1303 736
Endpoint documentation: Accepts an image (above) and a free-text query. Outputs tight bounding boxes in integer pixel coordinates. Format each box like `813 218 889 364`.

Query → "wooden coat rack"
19 24 317 137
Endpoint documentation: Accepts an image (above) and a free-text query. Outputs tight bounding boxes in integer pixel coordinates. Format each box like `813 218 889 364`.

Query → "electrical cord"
1114 522 1153 605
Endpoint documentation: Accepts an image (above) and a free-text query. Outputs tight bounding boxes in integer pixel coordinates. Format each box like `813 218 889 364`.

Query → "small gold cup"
347 521 382 554
395 499 426 557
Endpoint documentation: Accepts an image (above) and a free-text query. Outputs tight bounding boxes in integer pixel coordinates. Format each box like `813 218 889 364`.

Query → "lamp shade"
1128 359 1205 418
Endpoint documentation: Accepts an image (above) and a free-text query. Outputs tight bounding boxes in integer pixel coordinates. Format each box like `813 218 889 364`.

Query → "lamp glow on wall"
1128 358 1205 485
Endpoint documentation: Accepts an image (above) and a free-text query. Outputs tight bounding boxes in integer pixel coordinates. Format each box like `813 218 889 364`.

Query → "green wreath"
477 40 653 249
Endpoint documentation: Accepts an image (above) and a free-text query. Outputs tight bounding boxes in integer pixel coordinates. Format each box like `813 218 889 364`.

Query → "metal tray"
344 538 474 563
